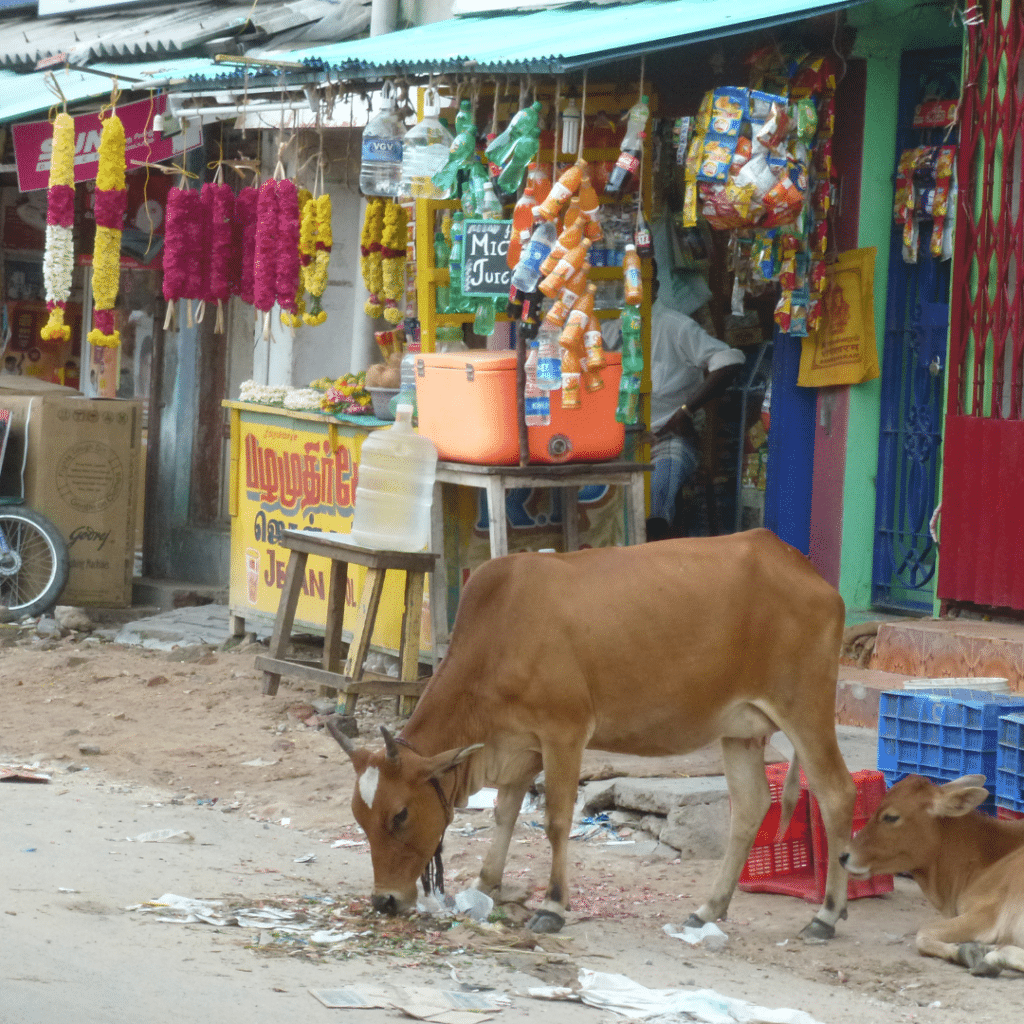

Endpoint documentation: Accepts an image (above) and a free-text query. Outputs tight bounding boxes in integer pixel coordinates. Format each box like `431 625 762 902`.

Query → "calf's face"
327 721 480 915
841 774 989 879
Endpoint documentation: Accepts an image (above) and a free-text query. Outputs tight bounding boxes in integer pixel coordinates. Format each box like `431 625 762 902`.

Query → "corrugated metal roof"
207 0 869 80
0 0 368 69
0 56 220 123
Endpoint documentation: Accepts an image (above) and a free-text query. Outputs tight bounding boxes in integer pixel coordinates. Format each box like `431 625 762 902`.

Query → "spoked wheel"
0 507 70 622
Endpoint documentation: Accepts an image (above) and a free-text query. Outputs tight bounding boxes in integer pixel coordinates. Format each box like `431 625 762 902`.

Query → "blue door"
872 48 960 613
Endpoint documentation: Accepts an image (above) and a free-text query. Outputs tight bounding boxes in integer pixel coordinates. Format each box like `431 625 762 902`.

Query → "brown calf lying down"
841 774 1024 976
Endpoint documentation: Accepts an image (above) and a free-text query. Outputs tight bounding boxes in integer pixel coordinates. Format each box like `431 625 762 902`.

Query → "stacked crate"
877 688 1024 815
738 763 893 903
996 712 1024 819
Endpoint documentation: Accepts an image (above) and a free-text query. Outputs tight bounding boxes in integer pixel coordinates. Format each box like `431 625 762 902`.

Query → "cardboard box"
416 350 624 465
0 376 142 606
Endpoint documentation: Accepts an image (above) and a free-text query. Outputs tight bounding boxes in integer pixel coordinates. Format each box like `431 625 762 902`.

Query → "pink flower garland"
233 186 257 304
275 179 301 316
162 187 188 307
253 180 278 313
201 182 234 332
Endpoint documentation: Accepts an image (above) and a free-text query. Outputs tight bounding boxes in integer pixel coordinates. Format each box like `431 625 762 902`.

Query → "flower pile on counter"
239 374 372 416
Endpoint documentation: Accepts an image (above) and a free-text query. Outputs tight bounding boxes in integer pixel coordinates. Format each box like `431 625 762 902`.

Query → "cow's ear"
422 743 484 779
930 778 989 817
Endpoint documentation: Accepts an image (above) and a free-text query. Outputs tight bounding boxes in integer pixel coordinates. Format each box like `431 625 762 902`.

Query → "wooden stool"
255 529 438 716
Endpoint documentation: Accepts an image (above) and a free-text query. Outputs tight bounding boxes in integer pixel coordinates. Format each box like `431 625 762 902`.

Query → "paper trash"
530 969 825 1024
663 921 729 949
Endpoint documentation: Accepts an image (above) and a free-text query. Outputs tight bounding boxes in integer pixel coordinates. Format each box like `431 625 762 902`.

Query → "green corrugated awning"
207 0 869 82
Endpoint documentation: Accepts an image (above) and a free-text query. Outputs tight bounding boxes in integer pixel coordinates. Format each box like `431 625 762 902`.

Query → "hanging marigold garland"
201 180 235 333
361 198 384 318
302 193 332 327
88 113 126 349
380 200 407 326
233 185 258 305
282 188 312 328
41 112 75 343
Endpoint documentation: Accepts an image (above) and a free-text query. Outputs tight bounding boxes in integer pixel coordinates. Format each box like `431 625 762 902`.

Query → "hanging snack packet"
793 98 818 142
755 102 792 154
790 303 808 337
698 87 746 183
761 166 806 228
929 145 956 258
774 291 792 332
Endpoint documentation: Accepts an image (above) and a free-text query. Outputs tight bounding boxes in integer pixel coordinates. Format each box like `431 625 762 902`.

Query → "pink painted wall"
809 387 850 588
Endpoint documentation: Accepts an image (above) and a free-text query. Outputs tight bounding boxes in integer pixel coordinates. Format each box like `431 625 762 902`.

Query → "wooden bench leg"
398 570 426 716
262 550 308 696
319 558 348 699
340 566 386 715
562 485 580 552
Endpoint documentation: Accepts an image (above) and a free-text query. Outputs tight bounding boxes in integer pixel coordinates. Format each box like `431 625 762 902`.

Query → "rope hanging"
577 69 588 163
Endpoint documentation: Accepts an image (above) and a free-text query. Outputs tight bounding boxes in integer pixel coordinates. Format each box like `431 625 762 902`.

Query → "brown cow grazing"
328 529 856 940
840 774 1024 976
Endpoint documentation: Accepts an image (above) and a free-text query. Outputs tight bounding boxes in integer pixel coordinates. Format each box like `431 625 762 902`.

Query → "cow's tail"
774 754 802 842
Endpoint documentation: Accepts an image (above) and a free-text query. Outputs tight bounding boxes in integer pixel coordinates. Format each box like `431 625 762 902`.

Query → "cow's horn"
380 725 401 762
324 715 358 756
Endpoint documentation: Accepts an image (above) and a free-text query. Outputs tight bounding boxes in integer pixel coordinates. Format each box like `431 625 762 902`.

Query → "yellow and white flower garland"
302 194 332 326
41 112 76 343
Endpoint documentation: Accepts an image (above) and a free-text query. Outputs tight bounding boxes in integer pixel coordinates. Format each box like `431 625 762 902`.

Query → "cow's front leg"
975 943 1024 977
689 737 770 927
916 913 996 970
527 741 585 933
475 775 534 897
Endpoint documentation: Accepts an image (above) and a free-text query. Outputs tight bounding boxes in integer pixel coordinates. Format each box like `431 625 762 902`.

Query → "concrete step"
836 665 909 729
132 577 229 612
871 618 1024 691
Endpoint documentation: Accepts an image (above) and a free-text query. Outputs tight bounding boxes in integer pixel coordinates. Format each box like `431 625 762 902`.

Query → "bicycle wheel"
0 507 70 622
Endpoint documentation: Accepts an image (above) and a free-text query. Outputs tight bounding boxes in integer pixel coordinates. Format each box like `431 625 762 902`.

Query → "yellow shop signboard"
226 403 430 657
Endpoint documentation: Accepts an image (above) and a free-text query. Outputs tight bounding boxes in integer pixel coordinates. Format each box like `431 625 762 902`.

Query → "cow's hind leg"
527 741 585 933
788 727 855 941
688 737 771 928
475 774 535 898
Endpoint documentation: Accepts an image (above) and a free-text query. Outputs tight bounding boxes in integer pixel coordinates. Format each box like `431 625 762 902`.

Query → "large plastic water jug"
350 404 438 552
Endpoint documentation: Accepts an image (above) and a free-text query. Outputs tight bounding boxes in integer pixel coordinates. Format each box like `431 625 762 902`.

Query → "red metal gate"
940 0 1024 609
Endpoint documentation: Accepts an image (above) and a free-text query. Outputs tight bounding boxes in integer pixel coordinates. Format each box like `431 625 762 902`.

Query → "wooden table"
428 459 650 656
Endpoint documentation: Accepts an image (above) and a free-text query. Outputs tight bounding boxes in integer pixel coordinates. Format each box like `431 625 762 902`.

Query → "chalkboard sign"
462 219 513 298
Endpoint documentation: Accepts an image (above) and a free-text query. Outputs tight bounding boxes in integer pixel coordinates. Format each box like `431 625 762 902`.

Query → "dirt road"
1 624 1021 1024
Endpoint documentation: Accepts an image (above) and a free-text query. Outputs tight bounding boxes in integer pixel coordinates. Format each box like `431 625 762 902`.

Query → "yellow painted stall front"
224 401 432 658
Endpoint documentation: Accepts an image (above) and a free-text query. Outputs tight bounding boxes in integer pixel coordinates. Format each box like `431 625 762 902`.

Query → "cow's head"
840 774 989 878
326 718 481 915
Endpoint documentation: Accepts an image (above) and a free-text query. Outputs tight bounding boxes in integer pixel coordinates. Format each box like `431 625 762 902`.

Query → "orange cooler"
415 349 624 465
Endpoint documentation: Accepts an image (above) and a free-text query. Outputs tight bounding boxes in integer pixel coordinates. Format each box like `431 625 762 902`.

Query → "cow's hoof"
526 909 565 933
969 959 1002 978
683 913 706 929
957 942 988 971
799 918 835 943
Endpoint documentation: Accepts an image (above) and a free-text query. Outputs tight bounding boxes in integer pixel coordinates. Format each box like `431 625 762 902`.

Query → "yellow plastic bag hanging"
797 247 880 388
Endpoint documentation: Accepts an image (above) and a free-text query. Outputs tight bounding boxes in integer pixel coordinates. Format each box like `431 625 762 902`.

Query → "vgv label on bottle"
362 137 403 162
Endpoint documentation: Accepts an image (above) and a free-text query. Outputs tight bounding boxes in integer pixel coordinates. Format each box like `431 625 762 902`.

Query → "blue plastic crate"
996 712 1024 814
877 688 1024 795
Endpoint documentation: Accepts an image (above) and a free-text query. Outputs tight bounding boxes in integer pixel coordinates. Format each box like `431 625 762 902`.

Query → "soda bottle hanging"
540 221 583 277
615 372 641 424
622 243 643 305
539 238 591 298
605 95 649 198
620 303 644 373
534 162 583 221
473 297 496 336
634 208 654 258
434 231 451 313
560 344 583 409
536 307 563 390
510 220 557 298
584 314 606 371
524 341 551 427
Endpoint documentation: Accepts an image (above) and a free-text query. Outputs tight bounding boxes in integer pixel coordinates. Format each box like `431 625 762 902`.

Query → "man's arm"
656 362 742 440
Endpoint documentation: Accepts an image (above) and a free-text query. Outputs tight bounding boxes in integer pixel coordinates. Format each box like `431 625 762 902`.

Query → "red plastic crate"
997 806 1024 821
738 763 816 899
811 769 894 900
738 764 894 903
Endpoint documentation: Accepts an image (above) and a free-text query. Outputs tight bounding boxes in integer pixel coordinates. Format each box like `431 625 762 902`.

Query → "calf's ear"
930 778 989 817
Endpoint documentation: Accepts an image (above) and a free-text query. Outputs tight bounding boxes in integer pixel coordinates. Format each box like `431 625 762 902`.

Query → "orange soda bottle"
543 297 572 331
535 162 583 221
559 309 588 351
539 238 592 298
578 173 600 220
559 265 591 307
582 367 605 392
623 243 643 305
529 163 552 205
563 196 582 231
584 214 604 243
584 315 606 371
571 283 597 319
540 221 583 276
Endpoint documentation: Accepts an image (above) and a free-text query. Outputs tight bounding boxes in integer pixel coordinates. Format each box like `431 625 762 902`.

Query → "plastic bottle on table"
540 221 583 277
622 243 643 305
359 82 406 198
350 404 438 552
539 238 592 298
524 341 551 427
399 88 454 200
434 231 451 313
605 95 649 198
620 303 643 373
